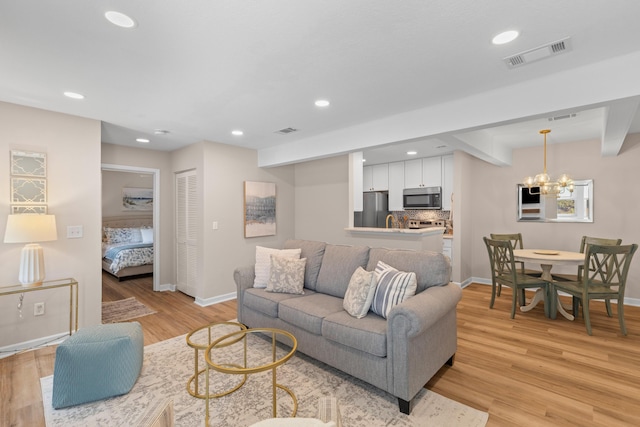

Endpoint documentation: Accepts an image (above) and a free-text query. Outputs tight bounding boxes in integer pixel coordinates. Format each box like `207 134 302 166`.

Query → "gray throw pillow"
266 255 307 295
343 267 377 318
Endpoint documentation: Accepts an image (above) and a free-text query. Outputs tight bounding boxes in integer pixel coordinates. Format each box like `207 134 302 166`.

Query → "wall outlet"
34 302 45 316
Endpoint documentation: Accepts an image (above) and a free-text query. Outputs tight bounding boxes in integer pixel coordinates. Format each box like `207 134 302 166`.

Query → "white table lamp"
4 214 57 287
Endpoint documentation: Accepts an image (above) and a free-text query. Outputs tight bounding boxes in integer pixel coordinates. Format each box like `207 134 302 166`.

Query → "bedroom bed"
102 216 154 280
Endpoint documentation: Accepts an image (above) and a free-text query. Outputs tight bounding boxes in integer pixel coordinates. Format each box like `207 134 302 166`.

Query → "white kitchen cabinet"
404 157 442 188
441 154 453 211
388 161 405 211
443 238 453 266
363 164 389 191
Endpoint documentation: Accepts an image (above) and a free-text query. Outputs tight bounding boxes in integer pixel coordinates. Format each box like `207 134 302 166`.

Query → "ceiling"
2 1 640 167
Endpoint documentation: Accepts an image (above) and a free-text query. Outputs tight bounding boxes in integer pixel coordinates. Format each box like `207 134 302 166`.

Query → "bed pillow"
266 255 306 295
104 227 142 244
370 261 417 319
254 246 302 288
140 228 154 244
343 267 377 318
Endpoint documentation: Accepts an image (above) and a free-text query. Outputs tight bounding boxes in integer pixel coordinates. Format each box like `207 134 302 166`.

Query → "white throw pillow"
370 261 417 319
266 255 306 295
343 267 377 318
140 228 154 244
254 246 302 288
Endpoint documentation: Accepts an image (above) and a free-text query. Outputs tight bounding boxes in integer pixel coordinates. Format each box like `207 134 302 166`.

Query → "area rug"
101 297 156 323
41 326 488 427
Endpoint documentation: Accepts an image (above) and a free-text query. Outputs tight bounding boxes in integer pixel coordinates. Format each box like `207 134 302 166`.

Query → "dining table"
513 249 584 320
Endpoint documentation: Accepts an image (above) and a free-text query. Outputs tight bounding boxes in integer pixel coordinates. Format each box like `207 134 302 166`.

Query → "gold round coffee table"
205 328 298 424
185 321 247 399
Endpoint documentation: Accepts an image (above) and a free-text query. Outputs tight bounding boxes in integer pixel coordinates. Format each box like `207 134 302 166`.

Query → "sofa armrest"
387 282 462 337
386 282 462 402
233 265 255 316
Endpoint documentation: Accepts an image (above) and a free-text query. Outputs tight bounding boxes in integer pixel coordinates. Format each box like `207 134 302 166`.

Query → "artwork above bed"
102 216 154 280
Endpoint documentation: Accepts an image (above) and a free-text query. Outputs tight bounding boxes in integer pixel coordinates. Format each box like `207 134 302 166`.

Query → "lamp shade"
4 214 57 243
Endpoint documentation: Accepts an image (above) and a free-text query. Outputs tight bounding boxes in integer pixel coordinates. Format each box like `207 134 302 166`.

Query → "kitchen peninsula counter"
344 226 445 252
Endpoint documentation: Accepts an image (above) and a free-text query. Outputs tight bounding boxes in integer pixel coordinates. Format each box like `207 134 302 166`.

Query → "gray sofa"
233 239 462 414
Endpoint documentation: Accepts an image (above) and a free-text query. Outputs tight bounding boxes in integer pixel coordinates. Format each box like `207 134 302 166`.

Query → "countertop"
344 226 446 236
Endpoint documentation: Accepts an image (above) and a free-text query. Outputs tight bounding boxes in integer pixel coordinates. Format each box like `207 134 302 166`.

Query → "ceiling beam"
601 98 640 156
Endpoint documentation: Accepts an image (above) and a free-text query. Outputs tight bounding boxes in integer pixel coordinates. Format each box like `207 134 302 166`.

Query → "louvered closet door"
176 170 197 297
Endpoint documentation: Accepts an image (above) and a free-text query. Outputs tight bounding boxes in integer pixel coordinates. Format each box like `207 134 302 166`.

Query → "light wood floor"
2 276 639 426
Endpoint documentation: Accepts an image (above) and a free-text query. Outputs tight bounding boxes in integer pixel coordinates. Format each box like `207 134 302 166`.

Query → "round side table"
205 328 298 425
185 321 247 399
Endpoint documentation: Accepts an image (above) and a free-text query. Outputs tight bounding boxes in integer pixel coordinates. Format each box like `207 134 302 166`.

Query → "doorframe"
101 163 161 291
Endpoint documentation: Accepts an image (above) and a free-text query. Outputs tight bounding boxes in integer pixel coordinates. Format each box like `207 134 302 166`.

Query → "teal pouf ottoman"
52 322 144 409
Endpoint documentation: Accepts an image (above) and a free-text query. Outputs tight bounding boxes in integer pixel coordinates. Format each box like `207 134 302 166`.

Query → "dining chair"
551 243 638 335
483 237 549 318
552 236 622 317
490 233 543 290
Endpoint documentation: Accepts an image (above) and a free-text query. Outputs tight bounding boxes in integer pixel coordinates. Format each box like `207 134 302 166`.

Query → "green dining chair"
552 236 622 316
490 233 543 297
551 243 637 335
483 237 549 318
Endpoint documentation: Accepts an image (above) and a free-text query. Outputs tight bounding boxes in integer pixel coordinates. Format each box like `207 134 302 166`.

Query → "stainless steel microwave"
403 187 442 210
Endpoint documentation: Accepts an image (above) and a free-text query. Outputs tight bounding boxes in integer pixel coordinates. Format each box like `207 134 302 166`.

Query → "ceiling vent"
275 127 298 135
504 37 572 69
548 113 577 122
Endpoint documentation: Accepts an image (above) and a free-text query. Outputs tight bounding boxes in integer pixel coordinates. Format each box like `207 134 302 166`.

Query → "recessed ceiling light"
136 138 150 143
231 130 244 136
407 151 418 156
492 30 519 45
63 91 84 99
315 100 330 107
105 11 137 29
153 129 169 135
362 159 366 162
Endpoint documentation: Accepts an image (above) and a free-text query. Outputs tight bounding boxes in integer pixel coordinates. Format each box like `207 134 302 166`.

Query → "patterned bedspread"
103 243 153 274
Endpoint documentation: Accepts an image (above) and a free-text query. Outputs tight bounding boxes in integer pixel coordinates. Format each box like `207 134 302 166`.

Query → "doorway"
101 163 161 291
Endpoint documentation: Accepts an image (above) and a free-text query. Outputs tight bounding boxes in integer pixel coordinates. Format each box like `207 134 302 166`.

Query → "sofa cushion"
279 293 344 335
367 248 451 293
244 288 313 318
343 267 377 318
284 240 326 291
316 244 370 298
371 262 417 319
322 310 388 357
266 255 306 294
254 246 301 288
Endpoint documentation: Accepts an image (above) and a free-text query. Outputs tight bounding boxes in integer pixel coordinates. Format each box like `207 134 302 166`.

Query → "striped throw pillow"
371 261 417 319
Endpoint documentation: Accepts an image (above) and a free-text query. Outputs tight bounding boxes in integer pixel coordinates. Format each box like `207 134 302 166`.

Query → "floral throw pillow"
370 260 417 319
103 227 142 244
266 255 307 295
343 267 377 318
254 246 302 288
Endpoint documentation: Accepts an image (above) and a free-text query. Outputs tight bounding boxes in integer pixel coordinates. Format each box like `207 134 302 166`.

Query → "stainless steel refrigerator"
357 191 389 228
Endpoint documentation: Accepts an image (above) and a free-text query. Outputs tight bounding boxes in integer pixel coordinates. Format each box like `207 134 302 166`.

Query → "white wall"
172 140 296 303
0 102 102 349
102 170 153 218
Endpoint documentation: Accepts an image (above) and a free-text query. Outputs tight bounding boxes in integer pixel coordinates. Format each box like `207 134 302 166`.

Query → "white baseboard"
0 332 69 360
158 283 176 292
195 291 237 307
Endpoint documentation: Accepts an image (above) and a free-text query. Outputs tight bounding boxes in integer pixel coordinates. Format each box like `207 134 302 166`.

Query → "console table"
0 278 79 336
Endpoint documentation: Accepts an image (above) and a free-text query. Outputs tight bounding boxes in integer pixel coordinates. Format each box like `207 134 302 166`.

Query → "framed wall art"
244 181 276 238
11 177 47 204
11 205 48 214
11 150 46 177
122 187 153 211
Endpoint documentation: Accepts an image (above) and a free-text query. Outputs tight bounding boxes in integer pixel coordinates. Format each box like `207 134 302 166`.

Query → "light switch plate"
67 225 83 238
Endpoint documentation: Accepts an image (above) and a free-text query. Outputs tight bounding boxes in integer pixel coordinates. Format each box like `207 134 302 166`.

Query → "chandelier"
523 129 573 196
